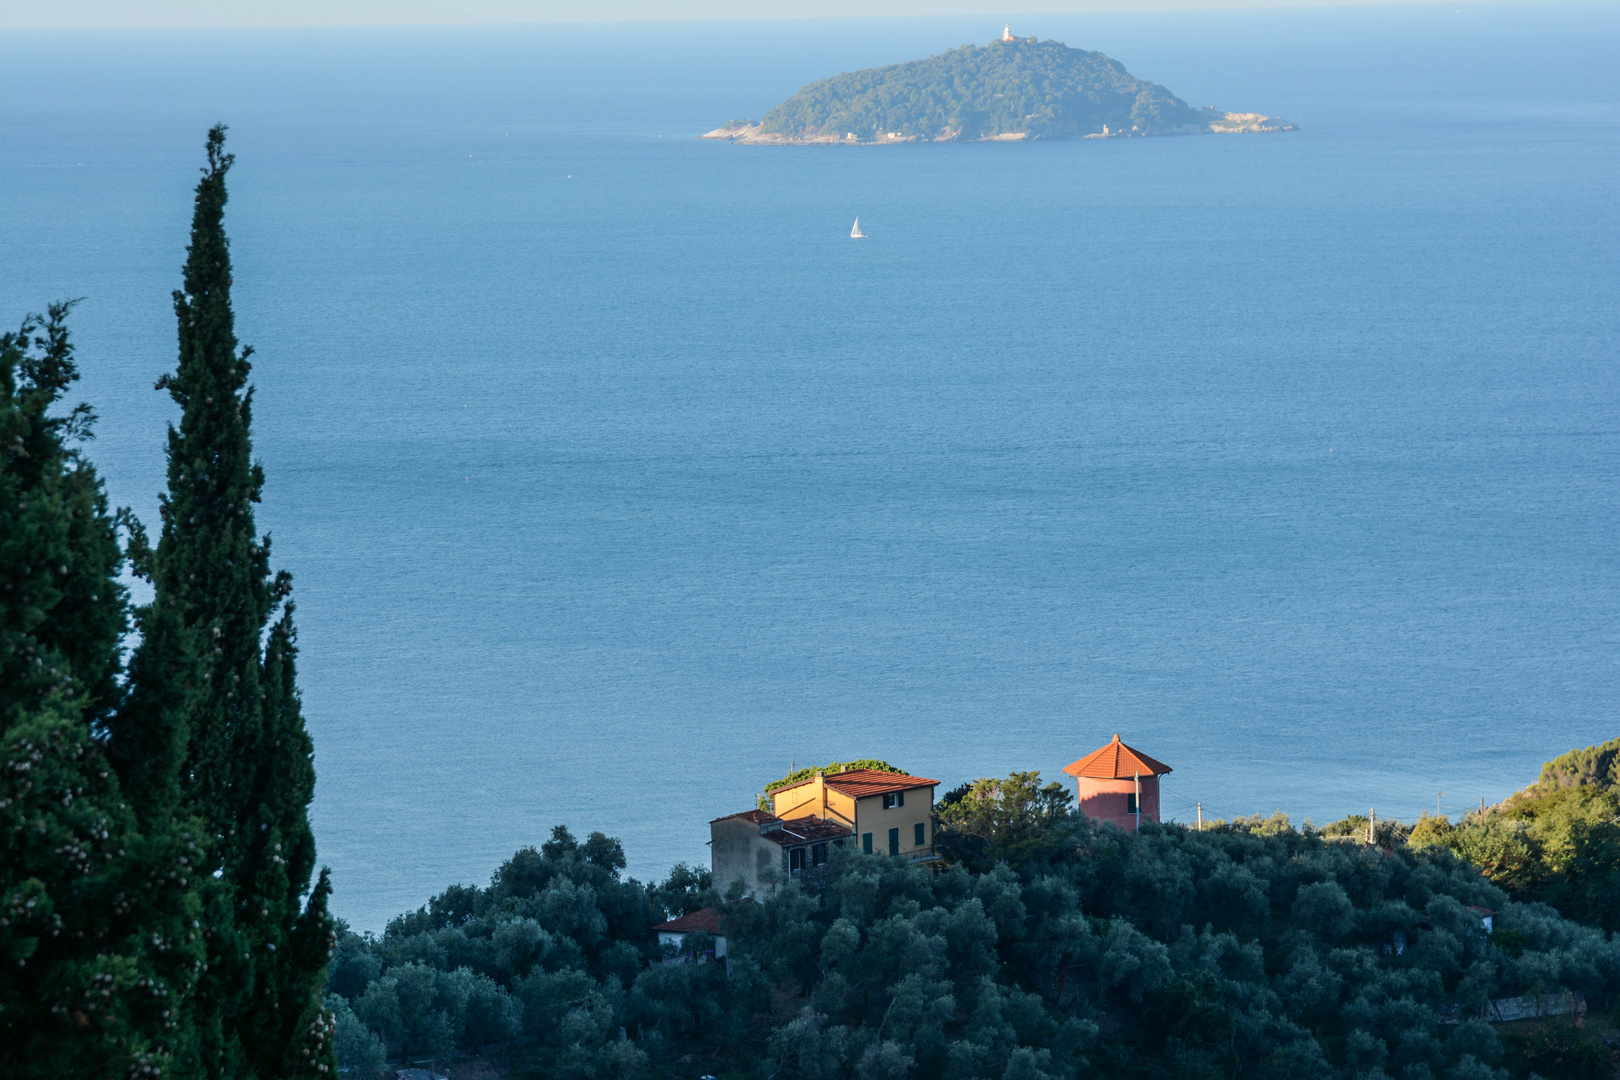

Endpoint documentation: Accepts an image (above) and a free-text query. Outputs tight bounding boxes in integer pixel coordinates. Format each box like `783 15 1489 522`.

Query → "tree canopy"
1404 737 1620 934
2 126 333 1079
760 38 1210 141
330 750 1620 1080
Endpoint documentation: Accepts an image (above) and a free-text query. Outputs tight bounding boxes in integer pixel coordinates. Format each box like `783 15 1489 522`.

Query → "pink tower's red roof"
1063 734 1172 779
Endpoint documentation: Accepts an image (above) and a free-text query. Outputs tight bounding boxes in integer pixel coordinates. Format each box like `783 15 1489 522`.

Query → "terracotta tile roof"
771 769 940 798
709 808 777 826
653 907 723 935
1063 734 1172 779
823 769 940 798
760 815 853 847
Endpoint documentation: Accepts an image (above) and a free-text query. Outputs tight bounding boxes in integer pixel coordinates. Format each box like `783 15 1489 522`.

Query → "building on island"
1063 734 1171 831
652 907 726 959
710 768 940 897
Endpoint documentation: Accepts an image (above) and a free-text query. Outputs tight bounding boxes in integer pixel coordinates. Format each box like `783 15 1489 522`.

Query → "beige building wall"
710 816 783 898
771 776 825 820
771 777 859 829
826 787 857 828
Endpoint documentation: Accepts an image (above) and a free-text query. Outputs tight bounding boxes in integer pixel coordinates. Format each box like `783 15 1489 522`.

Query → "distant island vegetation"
703 34 1293 144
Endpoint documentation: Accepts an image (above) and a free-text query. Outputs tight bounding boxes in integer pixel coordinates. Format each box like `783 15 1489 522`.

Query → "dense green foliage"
934 771 1075 872
1 305 207 1078
2 127 333 1078
1404 738 1620 933
324 826 721 1074
760 38 1209 141
337 785 1620 1080
129 122 334 1079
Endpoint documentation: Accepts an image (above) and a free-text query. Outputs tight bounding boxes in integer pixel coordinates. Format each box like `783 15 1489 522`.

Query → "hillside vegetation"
1404 737 1620 932
758 38 1211 142
327 744 1620 1080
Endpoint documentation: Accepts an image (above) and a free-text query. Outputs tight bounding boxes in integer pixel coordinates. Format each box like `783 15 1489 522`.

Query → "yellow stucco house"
709 768 941 897
772 769 939 861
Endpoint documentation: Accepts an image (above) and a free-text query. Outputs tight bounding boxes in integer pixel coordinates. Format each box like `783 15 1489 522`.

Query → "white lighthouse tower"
1002 23 1014 41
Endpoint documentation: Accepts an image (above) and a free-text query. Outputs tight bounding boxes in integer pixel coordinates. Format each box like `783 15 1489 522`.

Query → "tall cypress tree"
1 305 205 1078
136 124 334 1079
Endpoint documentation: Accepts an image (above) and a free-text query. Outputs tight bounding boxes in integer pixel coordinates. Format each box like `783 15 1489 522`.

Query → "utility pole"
1369 808 1376 845
1197 803 1203 831
1134 771 1142 832
1437 791 1447 818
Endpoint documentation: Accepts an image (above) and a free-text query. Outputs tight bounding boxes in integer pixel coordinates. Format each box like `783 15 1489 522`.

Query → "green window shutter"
888 828 900 856
862 833 873 854
914 822 925 847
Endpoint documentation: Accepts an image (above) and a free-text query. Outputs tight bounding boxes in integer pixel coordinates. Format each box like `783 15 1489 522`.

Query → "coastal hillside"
704 35 1292 144
324 740 1620 1078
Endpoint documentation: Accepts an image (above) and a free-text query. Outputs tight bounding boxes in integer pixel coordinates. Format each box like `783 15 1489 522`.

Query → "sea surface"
3 4 1617 932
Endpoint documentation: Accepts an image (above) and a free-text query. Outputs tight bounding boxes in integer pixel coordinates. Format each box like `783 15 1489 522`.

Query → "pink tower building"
1063 734 1172 831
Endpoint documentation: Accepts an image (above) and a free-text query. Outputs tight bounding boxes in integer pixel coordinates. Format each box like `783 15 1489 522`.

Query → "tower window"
1127 793 1139 815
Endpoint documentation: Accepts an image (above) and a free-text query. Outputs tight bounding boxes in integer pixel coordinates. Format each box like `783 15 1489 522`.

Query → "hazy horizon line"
0 0 1556 31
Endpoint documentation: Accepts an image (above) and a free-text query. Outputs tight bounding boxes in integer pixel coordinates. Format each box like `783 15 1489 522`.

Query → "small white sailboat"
850 217 865 239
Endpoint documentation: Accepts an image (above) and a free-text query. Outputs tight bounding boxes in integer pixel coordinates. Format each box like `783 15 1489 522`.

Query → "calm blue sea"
3 4 1617 931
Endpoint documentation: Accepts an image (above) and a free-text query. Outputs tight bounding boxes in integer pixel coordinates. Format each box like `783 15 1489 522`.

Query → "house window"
812 843 827 866
914 822 926 847
883 791 905 809
1126 792 1139 815
790 847 806 873
888 828 900 856
862 832 873 854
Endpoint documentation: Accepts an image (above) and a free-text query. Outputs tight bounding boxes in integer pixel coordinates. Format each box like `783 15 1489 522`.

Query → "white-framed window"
883 791 905 809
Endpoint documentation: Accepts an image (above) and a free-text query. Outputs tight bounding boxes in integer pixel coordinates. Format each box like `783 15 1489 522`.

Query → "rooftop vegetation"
762 759 908 795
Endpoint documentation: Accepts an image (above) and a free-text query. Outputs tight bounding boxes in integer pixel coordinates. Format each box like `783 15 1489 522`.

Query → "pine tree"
136 124 335 1079
0 305 205 1078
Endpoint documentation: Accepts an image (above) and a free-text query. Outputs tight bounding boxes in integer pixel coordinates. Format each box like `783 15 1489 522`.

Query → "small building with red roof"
1063 734 1172 831
652 907 726 959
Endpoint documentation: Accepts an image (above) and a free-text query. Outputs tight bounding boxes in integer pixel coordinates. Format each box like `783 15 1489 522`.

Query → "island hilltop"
704 26 1293 144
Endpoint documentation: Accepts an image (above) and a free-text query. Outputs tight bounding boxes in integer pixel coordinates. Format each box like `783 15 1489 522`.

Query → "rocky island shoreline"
703 111 1295 144
702 31 1295 145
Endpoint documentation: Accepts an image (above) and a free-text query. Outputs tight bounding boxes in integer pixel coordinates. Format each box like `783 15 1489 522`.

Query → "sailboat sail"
851 217 865 238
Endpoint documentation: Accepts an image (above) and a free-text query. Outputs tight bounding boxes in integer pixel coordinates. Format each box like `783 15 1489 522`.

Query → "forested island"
702 35 1294 145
